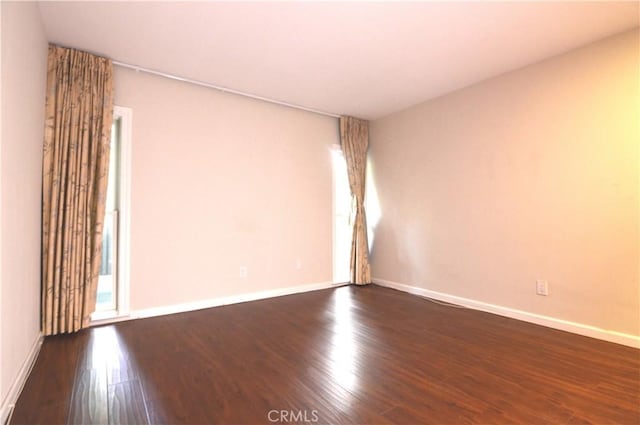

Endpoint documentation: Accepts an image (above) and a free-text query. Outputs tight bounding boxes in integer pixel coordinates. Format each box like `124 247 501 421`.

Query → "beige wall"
0 1 47 407
369 29 639 336
114 68 336 311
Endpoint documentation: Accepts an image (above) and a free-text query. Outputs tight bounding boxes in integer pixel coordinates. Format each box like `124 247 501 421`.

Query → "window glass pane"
96 119 119 312
333 150 351 283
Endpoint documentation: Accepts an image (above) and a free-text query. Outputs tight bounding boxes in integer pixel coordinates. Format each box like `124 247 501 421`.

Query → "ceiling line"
112 61 341 119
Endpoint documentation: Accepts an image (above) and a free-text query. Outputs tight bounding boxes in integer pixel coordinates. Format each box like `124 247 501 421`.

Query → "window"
96 119 119 311
332 146 351 283
93 106 131 321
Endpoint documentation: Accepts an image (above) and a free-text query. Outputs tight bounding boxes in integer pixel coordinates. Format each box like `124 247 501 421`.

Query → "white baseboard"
373 278 640 349
131 281 337 320
0 332 44 425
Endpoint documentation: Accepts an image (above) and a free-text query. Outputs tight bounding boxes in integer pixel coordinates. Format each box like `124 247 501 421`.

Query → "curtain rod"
112 61 341 118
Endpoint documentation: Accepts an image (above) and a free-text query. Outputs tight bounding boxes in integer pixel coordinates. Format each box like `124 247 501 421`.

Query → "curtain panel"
41 45 114 335
340 116 371 285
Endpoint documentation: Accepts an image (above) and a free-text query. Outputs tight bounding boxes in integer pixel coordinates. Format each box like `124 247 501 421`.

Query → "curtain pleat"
340 116 371 285
41 45 114 335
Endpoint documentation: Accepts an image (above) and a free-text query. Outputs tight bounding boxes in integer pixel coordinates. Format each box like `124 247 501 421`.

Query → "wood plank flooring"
10 285 640 424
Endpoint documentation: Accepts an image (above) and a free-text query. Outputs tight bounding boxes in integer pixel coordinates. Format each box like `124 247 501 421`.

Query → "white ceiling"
38 1 638 120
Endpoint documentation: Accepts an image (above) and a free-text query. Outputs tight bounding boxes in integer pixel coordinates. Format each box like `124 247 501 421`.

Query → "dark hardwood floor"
10 285 640 425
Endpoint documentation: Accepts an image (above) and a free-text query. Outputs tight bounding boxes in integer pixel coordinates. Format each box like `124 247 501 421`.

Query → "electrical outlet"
536 279 548 296
240 266 248 278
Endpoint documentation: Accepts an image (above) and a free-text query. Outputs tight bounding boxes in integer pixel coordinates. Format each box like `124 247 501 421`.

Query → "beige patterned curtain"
42 45 114 335
340 116 371 285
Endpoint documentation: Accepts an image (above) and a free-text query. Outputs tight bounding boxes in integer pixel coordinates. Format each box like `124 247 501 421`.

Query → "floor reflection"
329 287 358 392
89 325 123 368
83 325 155 423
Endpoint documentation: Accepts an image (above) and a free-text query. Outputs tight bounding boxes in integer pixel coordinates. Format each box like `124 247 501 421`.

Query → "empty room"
1 1 638 424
